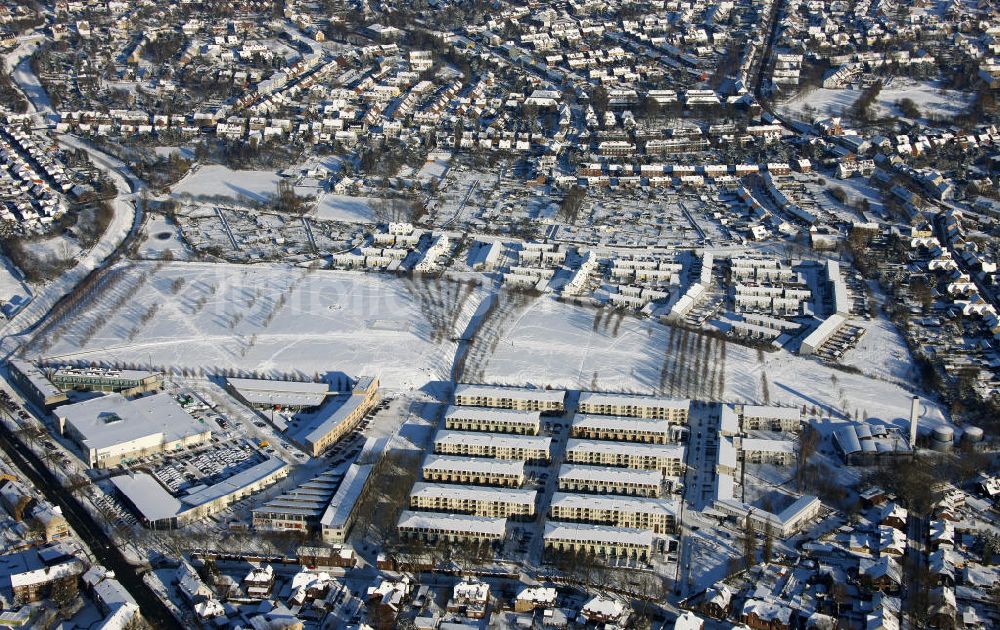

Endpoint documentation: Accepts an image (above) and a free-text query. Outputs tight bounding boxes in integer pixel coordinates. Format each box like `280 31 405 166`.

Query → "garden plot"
35 262 488 389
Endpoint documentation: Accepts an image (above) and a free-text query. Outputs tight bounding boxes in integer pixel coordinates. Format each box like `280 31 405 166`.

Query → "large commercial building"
549 492 677 534
409 483 537 519
110 456 290 529
397 511 507 544
565 439 685 475
422 455 525 487
576 392 689 422
433 431 551 462
290 376 379 456
557 465 662 497
57 393 212 469
443 405 541 435
543 522 654 561
570 414 681 444
713 473 822 538
8 359 67 409
453 384 566 413
741 405 802 432
50 367 162 397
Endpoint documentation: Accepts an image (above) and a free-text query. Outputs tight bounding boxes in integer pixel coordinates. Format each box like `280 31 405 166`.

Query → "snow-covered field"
476 298 947 432
310 193 376 223
172 165 282 202
779 80 972 121
35 263 487 390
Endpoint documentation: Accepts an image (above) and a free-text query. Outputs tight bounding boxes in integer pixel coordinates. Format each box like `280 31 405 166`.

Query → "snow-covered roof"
444 405 541 425
397 510 507 536
423 454 525 476
577 391 689 410
453 383 566 404
410 482 537 505
566 438 685 459
557 464 662 485
434 430 551 451
571 413 673 433
543 521 654 546
550 492 677 516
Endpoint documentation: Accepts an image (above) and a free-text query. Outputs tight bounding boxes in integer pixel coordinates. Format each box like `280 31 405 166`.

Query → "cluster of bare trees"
456 288 537 382
403 276 481 344
352 450 423 549
658 325 727 400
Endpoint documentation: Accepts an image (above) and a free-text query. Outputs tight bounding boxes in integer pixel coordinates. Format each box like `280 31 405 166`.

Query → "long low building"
557 465 662 497
453 383 566 412
320 461 375 544
549 492 677 534
565 439 685 475
110 456 290 529
57 393 212 469
8 359 67 409
577 392 689 422
227 377 332 411
397 510 507 544
444 405 541 435
570 414 681 444
422 455 525 487
50 367 162 397
251 469 343 532
543 521 654 561
290 377 379 456
409 483 537 519
799 314 846 355
714 473 822 538
741 405 802 432
434 431 551 462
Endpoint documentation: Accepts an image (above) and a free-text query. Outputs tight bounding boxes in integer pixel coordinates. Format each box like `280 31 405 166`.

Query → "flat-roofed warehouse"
409 483 537 518
557 464 662 497
110 456 289 529
320 461 375 544
570 414 682 444
422 455 525 487
741 405 802 432
453 383 566 413
549 492 678 533
57 392 212 468
543 521 654 561
227 377 332 411
434 430 551 462
397 510 508 544
444 405 541 435
565 439 685 475
577 392 689 422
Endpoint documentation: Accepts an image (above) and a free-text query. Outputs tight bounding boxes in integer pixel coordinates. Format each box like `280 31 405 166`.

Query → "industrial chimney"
909 396 920 448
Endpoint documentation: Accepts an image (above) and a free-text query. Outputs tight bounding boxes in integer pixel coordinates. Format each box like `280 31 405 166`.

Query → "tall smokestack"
909 396 920 447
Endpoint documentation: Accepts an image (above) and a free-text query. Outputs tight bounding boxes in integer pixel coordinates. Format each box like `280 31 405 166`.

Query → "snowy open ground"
476 297 948 431
310 193 376 223
779 79 972 121
35 263 487 390
172 165 282 202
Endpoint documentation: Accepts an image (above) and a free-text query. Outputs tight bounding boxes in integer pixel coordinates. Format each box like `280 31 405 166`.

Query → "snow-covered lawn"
475 297 947 432
875 79 973 119
36 262 487 389
310 193 376 223
172 165 282 202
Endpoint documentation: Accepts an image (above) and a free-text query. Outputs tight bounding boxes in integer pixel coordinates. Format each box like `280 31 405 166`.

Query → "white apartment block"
453 384 566 413
549 492 677 534
577 392 689 422
557 465 662 497
740 439 796 466
565 439 685 476
409 483 537 519
741 405 803 432
434 431 551 462
397 511 507 544
422 455 525 487
570 414 682 444
543 522 654 561
444 405 541 435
